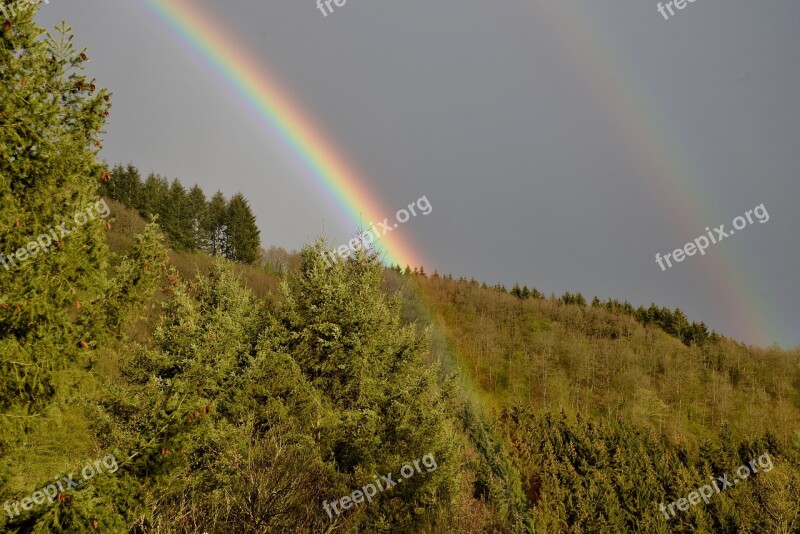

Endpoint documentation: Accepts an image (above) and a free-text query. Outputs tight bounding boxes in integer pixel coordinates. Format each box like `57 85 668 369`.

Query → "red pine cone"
90 84 96 92
80 341 90 349
80 52 88 61
3 21 11 32
101 171 111 182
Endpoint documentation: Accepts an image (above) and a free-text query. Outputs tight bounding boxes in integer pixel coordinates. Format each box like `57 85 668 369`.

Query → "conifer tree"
139 173 169 220
511 283 522 298
162 178 192 249
104 163 141 207
265 241 460 529
1 13 111 432
225 192 260 263
185 184 208 251
205 190 227 257
0 10 128 529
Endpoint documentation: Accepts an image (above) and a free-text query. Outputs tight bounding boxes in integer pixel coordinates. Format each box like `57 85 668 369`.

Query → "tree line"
392 268 713 347
4 10 798 532
101 163 261 263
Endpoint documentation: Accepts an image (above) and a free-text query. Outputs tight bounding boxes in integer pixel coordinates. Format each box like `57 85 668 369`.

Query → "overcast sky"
36 1 800 348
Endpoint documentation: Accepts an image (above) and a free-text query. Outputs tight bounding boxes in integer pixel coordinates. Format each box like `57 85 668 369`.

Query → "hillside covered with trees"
2 7 799 534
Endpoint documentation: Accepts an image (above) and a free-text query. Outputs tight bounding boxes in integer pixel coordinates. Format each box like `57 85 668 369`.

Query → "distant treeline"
391 268 713 347
101 164 261 263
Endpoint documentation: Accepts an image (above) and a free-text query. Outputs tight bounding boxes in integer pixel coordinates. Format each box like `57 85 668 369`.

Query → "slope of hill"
3 13 798 530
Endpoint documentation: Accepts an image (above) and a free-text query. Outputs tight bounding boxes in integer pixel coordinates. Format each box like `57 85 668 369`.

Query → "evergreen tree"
267 241 460 530
104 163 141 207
0 13 136 530
225 193 260 263
139 173 169 220
161 178 193 250
185 184 208 251
1 14 111 437
204 191 227 257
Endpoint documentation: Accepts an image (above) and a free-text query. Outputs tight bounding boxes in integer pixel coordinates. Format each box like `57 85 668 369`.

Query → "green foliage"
1 6 111 466
101 165 261 262
225 193 260 264
4 7 799 532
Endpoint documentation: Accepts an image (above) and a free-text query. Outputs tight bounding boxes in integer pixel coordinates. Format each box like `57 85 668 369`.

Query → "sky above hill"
37 0 800 348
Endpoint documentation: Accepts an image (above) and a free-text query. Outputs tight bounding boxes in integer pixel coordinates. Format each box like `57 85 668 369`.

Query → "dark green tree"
185 184 208 251
204 191 227 257
104 163 141 207
161 178 193 250
1 14 110 437
139 173 169 221
225 193 260 263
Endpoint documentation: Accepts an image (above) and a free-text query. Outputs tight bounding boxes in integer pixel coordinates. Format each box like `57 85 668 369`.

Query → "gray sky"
37 1 800 348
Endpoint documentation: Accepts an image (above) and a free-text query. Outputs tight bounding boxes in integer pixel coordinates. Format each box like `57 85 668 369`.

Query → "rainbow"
138 1 784 346
529 1 783 347
138 0 420 270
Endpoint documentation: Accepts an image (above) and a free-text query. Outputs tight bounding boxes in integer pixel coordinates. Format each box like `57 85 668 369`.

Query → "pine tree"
511 283 522 298
0 12 125 529
205 191 227 257
139 173 169 220
185 184 208 251
1 15 110 422
162 178 193 249
103 163 141 207
267 241 461 529
225 193 260 263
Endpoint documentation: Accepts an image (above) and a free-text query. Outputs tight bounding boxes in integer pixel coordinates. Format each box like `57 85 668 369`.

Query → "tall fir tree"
185 184 208 251
204 190 227 257
162 178 193 250
1 14 111 429
138 172 168 221
225 192 260 263
103 163 141 207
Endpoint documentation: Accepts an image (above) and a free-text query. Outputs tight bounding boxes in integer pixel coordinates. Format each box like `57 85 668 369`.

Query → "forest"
2 7 800 534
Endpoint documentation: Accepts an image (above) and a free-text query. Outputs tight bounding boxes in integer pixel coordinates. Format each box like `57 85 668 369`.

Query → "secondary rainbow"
139 0 420 270
139 0 783 346
529 1 782 346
